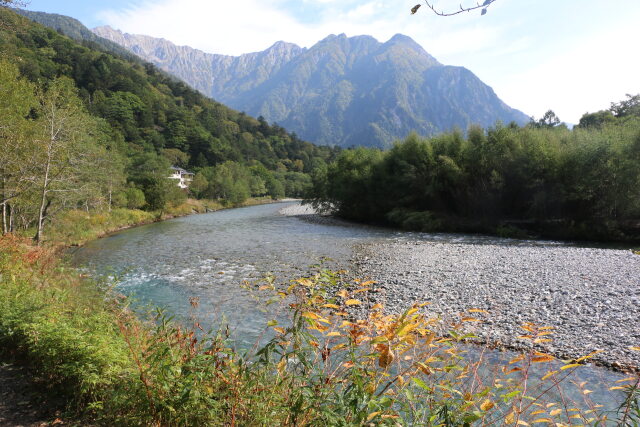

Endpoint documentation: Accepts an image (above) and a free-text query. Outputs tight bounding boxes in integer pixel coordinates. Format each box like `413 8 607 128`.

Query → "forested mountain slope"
0 7 338 240
93 26 530 148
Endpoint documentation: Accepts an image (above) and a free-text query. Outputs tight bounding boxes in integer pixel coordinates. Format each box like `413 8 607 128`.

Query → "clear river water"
69 202 633 413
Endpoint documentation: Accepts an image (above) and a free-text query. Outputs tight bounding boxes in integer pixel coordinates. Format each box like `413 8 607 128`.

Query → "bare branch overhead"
412 0 497 17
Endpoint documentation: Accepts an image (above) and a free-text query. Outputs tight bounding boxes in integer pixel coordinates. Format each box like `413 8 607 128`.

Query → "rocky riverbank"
281 203 640 371
352 240 640 371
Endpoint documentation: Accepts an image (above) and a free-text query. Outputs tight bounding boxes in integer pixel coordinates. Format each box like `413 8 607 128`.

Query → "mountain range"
14 9 529 149
92 27 529 148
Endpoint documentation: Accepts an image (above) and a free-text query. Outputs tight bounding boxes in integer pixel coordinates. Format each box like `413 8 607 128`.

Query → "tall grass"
0 235 638 425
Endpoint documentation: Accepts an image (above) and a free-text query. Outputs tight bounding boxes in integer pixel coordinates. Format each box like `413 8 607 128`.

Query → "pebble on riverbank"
280 203 640 372
352 240 640 372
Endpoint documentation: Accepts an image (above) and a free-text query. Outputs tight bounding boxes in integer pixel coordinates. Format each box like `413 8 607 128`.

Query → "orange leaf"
366 412 381 421
377 345 394 368
337 290 349 298
480 399 494 411
505 412 515 424
345 299 362 306
532 353 555 363
302 311 321 320
509 354 525 365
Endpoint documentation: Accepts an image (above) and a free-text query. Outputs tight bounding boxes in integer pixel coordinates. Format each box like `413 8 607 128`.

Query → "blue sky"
24 0 640 123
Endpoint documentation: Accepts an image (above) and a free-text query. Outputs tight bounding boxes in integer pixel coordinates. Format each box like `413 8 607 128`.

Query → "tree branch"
418 0 497 16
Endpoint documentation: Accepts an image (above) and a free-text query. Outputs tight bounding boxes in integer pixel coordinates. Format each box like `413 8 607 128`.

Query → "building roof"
170 166 194 175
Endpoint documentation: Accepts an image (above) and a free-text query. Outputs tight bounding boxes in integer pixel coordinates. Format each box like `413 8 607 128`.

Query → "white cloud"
97 0 504 56
96 0 639 122
98 0 314 54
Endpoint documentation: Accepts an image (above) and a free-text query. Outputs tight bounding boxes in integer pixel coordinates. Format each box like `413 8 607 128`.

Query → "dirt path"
0 364 62 427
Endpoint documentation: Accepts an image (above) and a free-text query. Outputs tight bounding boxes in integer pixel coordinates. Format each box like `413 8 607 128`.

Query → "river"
70 201 636 412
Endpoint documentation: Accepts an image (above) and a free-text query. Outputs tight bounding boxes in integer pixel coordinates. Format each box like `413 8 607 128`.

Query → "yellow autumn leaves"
253 271 638 425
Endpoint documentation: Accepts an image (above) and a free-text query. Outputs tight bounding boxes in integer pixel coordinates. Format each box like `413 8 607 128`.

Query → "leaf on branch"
411 4 421 15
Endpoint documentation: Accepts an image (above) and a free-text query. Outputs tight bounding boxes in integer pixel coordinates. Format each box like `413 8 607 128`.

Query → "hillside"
93 26 530 148
1 8 337 193
0 6 341 245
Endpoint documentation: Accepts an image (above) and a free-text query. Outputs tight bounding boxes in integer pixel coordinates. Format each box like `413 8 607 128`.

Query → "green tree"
532 110 562 128
610 94 640 118
128 152 174 211
162 148 190 168
117 186 146 209
32 77 93 243
189 172 209 198
0 60 37 234
208 162 251 205
578 110 616 128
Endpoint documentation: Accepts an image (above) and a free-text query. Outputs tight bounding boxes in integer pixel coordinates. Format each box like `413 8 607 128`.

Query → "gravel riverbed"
354 240 640 370
280 203 640 370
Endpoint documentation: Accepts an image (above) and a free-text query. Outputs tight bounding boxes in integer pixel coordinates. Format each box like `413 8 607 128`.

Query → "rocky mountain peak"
89 27 528 148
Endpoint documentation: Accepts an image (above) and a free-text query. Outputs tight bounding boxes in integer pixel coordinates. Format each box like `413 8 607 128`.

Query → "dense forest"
310 98 640 241
0 8 338 241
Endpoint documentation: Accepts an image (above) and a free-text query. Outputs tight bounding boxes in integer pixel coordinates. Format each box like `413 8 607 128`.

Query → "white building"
169 166 194 189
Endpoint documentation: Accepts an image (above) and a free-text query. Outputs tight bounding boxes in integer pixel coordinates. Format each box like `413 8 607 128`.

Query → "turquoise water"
70 202 631 412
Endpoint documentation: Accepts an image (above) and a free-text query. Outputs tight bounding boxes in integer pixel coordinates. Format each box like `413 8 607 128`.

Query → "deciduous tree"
32 77 93 243
0 60 37 234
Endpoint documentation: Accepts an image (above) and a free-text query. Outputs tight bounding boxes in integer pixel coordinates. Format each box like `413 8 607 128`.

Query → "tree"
117 186 146 209
189 172 209 198
610 94 640 118
127 152 174 211
162 148 190 168
0 60 38 234
531 110 562 128
578 110 616 129
32 77 93 243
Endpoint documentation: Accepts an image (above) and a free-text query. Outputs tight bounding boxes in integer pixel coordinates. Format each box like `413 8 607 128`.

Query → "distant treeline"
0 8 338 242
310 98 640 241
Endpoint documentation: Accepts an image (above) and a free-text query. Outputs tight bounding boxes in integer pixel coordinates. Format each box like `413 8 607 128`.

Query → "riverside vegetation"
0 8 337 244
1 235 639 425
2 5 640 426
309 100 640 242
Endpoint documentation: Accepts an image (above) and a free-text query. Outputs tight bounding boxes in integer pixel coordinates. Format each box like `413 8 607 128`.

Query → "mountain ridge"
94 25 529 148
